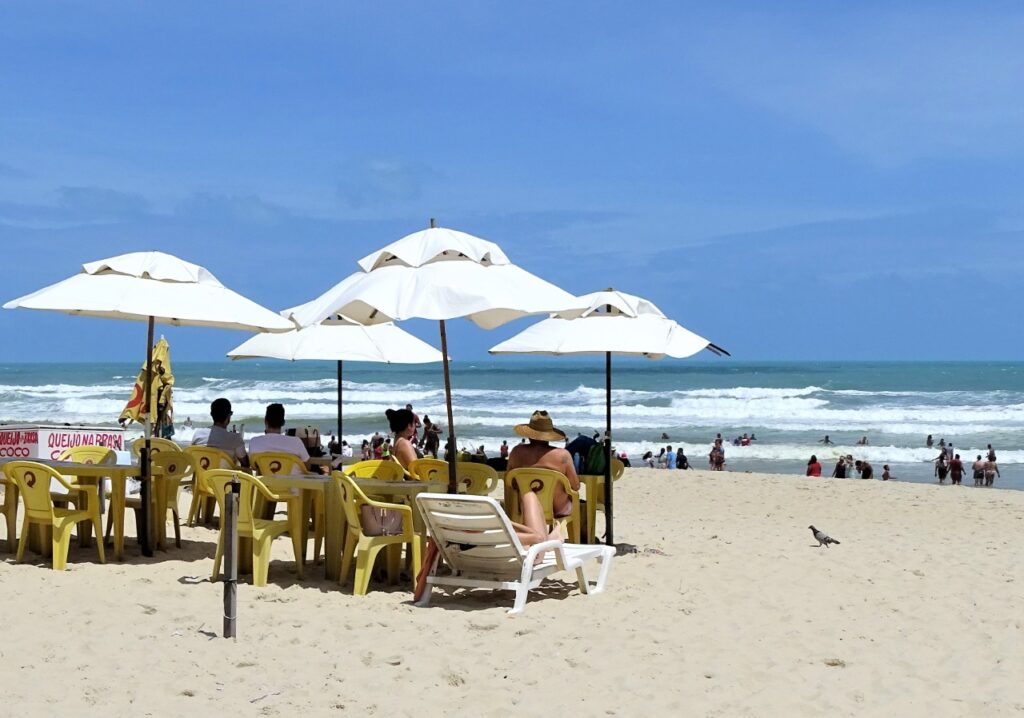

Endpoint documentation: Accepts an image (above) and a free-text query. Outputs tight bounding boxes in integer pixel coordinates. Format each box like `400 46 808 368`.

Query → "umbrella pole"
439 319 457 493
139 316 154 557
342 358 350 442
604 351 614 546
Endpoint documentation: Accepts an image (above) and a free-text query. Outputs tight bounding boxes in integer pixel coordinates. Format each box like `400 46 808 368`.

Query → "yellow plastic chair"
505 467 582 543
334 471 420 595
581 458 625 544
205 469 304 587
454 462 499 496
130 437 181 460
408 458 448 482
252 451 325 562
344 460 403 482
3 460 105 570
55 446 116 546
183 445 237 527
108 451 192 549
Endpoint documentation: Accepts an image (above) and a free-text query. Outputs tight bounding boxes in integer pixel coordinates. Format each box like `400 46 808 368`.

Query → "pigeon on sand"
809 525 841 548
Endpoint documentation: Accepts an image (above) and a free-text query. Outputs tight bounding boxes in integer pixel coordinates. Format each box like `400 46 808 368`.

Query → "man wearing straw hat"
507 411 581 538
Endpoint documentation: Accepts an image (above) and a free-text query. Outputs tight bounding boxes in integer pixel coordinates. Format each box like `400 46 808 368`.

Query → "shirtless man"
948 454 965 485
506 411 579 545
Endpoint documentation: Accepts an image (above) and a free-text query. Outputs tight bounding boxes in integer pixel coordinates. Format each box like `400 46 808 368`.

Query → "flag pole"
139 316 154 557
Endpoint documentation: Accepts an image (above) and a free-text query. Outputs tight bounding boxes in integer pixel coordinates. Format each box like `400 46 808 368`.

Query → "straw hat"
513 410 566 442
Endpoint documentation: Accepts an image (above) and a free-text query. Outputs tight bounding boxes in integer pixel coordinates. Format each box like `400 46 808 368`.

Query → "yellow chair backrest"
251 451 306 477
130 437 181 459
505 467 574 525
184 445 236 495
203 469 277 533
455 462 499 496
151 451 193 504
408 458 448 482
3 461 74 521
345 460 403 481
334 472 366 529
58 446 116 465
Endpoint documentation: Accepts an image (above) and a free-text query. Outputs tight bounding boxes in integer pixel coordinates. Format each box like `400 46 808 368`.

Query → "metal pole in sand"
223 476 239 639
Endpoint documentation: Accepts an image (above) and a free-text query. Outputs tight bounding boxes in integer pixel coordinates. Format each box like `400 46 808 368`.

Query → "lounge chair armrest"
523 539 564 567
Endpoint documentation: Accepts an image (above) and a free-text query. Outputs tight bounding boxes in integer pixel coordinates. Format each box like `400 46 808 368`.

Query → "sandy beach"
1 468 1021 717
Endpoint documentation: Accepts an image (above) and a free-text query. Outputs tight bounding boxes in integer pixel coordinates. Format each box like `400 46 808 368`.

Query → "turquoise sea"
0 360 1020 490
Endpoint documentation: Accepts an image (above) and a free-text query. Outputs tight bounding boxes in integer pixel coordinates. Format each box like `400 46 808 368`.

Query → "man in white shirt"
191 397 248 467
248 403 310 472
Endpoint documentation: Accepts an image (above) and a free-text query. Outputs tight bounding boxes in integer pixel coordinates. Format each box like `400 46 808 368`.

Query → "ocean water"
0 360 1020 490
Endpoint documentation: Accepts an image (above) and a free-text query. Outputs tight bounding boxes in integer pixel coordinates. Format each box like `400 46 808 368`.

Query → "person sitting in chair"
249 403 310 472
191 397 248 467
506 410 579 546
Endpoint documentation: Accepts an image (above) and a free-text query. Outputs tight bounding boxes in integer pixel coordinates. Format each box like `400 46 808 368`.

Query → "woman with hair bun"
385 407 418 472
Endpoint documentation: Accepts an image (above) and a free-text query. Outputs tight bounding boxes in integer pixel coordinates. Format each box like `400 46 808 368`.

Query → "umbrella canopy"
4 250 293 557
283 227 581 329
490 289 729 545
226 322 442 363
120 336 175 430
4 251 295 331
228 322 444 442
489 289 727 359
283 223 582 491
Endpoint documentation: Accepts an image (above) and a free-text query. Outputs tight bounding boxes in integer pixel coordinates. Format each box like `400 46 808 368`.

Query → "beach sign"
0 424 125 460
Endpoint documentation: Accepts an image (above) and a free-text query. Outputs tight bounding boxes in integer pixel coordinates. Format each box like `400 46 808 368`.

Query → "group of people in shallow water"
805 441 1001 486
806 454 887 480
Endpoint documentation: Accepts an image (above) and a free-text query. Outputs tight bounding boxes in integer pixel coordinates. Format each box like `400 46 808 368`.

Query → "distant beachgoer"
361 439 371 461
831 457 847 479
660 432 670 441
500 440 509 459
845 454 856 477
372 436 384 460
926 434 933 448
656 447 667 469
749 433 757 442
938 438 946 448
819 435 834 446
856 436 868 446
935 455 948 484
972 455 985 486
665 445 676 470
882 465 891 481
642 451 654 468
983 458 999 487
676 447 688 470
949 454 964 485
806 455 822 477
191 397 248 467
183 416 193 429
709 440 725 471
566 432 597 474
619 450 632 468
341 440 353 458
855 460 873 479
986 444 996 462
405 404 422 444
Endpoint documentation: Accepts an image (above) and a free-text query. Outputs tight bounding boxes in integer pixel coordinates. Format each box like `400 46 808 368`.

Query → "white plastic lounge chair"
414 493 614 615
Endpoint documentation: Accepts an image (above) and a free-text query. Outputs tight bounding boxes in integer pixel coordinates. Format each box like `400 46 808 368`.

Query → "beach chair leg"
415 583 433 607
510 583 531 615
386 544 401 585
16 516 29 563
92 514 105 564
575 566 591 595
353 544 381 596
211 533 224 582
339 532 357 586
171 509 182 548
590 548 614 594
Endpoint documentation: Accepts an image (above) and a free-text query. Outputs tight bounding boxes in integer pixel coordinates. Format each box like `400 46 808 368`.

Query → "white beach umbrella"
283 221 583 490
227 322 443 440
490 288 729 544
4 250 293 555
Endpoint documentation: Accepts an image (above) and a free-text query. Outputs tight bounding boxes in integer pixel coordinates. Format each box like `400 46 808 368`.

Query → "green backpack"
584 442 608 475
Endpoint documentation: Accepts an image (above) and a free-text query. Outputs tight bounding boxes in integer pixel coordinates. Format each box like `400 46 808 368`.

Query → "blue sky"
1 2 1022 361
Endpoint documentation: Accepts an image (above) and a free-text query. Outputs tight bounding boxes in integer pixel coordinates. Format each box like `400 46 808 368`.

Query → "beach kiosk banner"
0 424 125 460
